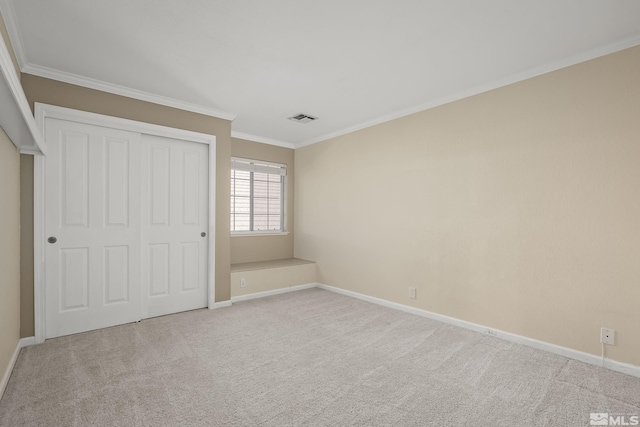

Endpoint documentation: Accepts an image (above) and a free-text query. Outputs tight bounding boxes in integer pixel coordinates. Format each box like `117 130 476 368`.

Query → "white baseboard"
8 283 638 387
0 337 36 400
209 301 233 310
18 337 35 348
230 283 317 303
316 283 640 379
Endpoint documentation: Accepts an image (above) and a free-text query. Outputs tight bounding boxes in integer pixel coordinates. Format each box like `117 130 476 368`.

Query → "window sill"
231 231 290 237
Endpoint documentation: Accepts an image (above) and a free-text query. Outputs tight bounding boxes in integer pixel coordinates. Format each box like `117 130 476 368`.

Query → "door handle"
48 236 57 244
201 232 206 237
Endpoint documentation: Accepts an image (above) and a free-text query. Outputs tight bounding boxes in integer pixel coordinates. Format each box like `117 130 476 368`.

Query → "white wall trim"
191 279 640 378
23 63 237 121
207 136 217 310
231 131 295 149
18 337 36 348
230 283 317 303
316 283 640 379
4 0 639 151
0 337 35 400
0 11 45 154
11 272 640 391
231 231 290 237
35 103 218 144
296 35 640 149
7 0 639 152
0 3 20 81
208 301 233 310
33 103 218 342
0 340 20 400
33 154 45 344
1 0 236 122
0 0 28 70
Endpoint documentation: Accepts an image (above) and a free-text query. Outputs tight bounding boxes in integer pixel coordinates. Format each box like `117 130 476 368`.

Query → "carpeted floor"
1 288 639 426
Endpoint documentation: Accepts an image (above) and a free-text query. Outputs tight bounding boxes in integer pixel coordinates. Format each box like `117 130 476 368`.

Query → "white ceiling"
4 0 640 148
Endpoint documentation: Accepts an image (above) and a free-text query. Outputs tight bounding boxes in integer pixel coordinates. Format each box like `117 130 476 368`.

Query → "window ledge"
231 231 290 237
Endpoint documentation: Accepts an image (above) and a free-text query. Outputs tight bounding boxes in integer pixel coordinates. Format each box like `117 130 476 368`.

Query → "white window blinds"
231 158 286 233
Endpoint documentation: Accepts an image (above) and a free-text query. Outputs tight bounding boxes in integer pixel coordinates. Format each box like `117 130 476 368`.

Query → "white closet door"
141 134 209 318
44 118 142 338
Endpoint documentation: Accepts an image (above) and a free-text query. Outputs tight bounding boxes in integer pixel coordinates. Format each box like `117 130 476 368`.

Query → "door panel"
60 247 89 311
60 131 89 227
104 245 129 304
150 145 170 226
182 151 200 225
105 138 131 226
149 243 170 296
181 243 199 292
45 118 142 338
141 134 209 318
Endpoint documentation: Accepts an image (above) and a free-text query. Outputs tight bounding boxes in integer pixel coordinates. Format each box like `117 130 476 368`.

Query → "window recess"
231 157 286 234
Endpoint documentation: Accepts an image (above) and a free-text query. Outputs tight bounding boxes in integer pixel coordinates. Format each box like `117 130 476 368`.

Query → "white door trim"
33 154 46 344
34 103 217 343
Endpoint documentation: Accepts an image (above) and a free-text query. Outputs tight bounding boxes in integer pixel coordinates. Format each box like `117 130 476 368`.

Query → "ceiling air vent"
287 113 318 124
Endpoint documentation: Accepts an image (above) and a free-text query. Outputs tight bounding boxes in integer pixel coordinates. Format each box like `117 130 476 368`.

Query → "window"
231 157 286 234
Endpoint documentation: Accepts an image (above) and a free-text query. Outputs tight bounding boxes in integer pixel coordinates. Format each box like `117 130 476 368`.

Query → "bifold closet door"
141 134 209 318
44 118 142 338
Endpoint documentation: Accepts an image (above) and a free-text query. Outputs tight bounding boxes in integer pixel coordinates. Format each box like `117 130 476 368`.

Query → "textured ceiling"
5 0 640 147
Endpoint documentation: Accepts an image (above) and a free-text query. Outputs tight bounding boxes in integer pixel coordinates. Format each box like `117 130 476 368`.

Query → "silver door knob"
47 236 57 244
201 232 206 237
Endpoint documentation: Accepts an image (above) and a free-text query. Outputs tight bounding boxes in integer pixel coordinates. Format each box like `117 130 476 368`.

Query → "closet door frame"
33 103 217 344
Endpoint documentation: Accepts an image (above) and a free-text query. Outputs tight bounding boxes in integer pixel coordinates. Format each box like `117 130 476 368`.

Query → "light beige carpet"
1 288 639 426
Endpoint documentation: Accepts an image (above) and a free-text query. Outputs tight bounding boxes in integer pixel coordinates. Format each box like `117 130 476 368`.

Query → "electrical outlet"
240 278 246 288
600 327 615 345
409 287 416 299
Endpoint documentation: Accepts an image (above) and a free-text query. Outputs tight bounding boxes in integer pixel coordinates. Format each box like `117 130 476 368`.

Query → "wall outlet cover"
600 327 615 345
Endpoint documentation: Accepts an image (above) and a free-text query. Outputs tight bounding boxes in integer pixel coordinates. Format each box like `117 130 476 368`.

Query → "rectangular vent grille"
287 113 318 124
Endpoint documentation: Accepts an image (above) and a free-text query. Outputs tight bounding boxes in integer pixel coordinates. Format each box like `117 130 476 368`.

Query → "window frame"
230 157 288 237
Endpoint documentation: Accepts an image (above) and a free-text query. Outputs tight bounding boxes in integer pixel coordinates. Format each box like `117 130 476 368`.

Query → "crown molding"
0 24 45 154
297 35 640 149
231 131 295 149
0 0 28 70
5 0 639 149
35 103 216 145
22 63 237 121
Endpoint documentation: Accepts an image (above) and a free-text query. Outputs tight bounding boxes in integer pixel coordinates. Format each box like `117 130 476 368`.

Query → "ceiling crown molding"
1 0 236 121
297 34 640 149
231 131 295 149
0 26 45 154
0 0 27 69
23 63 237 121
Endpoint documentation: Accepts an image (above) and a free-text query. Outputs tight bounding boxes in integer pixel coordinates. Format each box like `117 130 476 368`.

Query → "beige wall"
1 10 21 391
0 128 21 387
230 137 294 264
19 155 34 337
231 262 316 297
19 74 233 333
295 46 640 366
